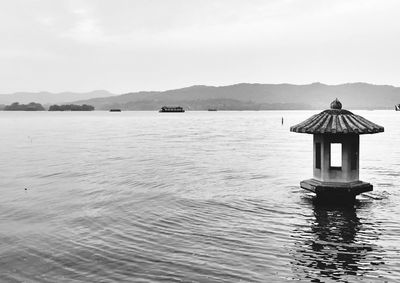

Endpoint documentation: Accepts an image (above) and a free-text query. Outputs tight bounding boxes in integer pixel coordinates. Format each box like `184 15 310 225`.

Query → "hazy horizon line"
1 81 400 96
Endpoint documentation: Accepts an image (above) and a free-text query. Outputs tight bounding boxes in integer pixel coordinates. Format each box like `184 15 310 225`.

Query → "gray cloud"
0 0 399 93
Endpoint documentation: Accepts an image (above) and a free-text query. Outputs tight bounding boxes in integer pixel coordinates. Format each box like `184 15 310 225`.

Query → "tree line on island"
48 104 94 111
3 102 45 111
1 102 95 111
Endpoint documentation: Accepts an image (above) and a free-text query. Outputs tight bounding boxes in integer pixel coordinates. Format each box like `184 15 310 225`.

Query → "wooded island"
1 102 95 111
48 104 95 111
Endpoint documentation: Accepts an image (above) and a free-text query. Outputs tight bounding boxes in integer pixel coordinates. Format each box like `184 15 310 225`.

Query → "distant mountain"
0 90 114 105
73 83 400 110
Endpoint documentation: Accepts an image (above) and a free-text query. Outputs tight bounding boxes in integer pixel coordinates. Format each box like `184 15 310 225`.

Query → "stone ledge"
300 178 373 196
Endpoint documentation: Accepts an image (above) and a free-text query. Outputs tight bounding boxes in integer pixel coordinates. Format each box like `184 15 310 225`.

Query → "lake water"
0 110 399 282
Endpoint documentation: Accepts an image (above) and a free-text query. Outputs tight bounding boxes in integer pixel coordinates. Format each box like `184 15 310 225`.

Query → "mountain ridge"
1 83 399 110
74 83 400 110
0 90 114 104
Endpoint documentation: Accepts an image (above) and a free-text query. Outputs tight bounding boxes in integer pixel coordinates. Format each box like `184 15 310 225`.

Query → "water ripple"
0 111 399 282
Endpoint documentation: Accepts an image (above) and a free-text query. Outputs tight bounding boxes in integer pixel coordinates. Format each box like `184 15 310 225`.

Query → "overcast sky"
1 0 400 93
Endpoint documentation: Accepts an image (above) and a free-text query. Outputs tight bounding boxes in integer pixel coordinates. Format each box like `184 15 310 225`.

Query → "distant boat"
109 109 122 112
395 104 400 111
159 106 185 113
208 108 217 111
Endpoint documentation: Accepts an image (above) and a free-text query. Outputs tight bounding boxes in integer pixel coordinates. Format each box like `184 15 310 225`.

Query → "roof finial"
330 98 342 110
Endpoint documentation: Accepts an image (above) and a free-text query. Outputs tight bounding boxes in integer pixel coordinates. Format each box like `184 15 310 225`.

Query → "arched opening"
330 143 342 169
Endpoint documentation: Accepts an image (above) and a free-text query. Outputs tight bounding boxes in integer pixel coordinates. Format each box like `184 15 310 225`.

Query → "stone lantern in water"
290 99 384 201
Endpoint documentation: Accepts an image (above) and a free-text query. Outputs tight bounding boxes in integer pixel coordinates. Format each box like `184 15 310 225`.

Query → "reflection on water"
0 111 399 281
292 198 387 282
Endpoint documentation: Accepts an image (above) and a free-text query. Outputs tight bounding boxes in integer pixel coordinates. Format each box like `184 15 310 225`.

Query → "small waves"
0 111 400 282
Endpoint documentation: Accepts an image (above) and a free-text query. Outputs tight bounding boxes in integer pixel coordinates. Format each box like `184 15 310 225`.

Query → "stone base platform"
300 178 373 202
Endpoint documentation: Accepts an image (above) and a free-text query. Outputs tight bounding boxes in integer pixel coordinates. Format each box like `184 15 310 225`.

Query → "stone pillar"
313 134 359 182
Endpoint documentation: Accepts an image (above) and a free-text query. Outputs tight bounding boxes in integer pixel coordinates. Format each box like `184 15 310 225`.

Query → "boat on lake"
208 108 217 111
159 106 185 113
395 104 400 111
109 109 122 112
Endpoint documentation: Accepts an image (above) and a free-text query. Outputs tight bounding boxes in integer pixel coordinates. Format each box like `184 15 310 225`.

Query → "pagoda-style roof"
290 99 384 134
